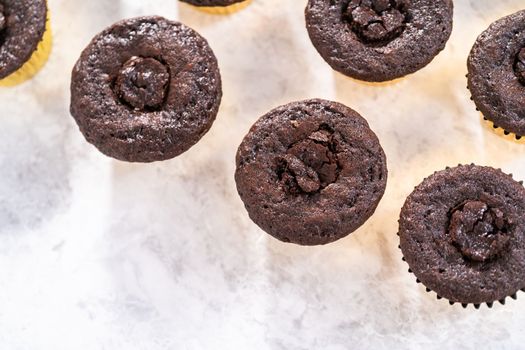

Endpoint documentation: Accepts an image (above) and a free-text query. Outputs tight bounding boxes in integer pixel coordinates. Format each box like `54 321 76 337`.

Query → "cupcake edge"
466 10 525 139
235 98 388 246
0 4 51 86
398 164 525 309
466 73 525 143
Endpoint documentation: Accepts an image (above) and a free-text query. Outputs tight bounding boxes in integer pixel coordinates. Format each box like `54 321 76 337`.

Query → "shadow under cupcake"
178 0 252 15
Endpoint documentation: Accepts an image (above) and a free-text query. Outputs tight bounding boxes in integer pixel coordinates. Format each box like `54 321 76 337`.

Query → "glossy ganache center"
344 0 409 45
114 56 170 111
276 126 341 195
514 48 525 85
0 4 6 33
448 201 510 262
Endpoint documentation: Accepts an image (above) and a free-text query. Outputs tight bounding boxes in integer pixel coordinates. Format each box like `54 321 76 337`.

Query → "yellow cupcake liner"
190 0 252 15
336 71 405 87
0 14 52 87
481 114 525 144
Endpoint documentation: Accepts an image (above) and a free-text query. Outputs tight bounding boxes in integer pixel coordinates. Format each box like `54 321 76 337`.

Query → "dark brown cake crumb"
513 48 525 85
448 201 510 263
344 0 409 45
276 126 341 194
0 5 6 32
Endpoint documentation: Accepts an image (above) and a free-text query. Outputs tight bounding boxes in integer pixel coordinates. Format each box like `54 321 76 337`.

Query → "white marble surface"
1 0 525 349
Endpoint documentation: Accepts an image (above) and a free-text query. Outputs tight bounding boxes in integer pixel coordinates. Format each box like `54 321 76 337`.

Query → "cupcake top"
235 99 387 245
399 165 525 305
305 0 453 82
179 0 246 7
468 10 525 137
0 0 47 79
70 16 222 162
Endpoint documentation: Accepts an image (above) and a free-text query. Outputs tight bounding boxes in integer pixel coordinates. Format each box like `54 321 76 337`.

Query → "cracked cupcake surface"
235 99 387 246
468 10 525 137
344 0 409 45
448 201 510 263
399 165 525 305
70 16 222 163
0 0 47 80
305 0 453 82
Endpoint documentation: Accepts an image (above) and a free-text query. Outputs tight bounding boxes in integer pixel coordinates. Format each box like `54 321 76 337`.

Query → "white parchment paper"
0 0 524 349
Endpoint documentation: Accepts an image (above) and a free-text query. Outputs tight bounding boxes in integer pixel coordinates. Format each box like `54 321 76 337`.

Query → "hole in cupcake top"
448 200 511 262
114 56 170 111
275 124 341 195
343 0 410 45
514 48 525 86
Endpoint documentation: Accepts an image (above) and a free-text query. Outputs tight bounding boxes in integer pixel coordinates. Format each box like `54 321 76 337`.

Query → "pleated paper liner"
0 15 52 87
400 251 524 309
188 0 252 15
337 70 405 87
348 76 404 87
398 164 525 309
480 115 525 144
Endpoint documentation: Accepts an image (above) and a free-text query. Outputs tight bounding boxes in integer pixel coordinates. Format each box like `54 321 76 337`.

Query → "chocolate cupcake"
235 99 387 246
468 10 525 139
399 165 525 308
70 16 222 162
0 0 51 86
179 0 251 14
305 0 453 82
